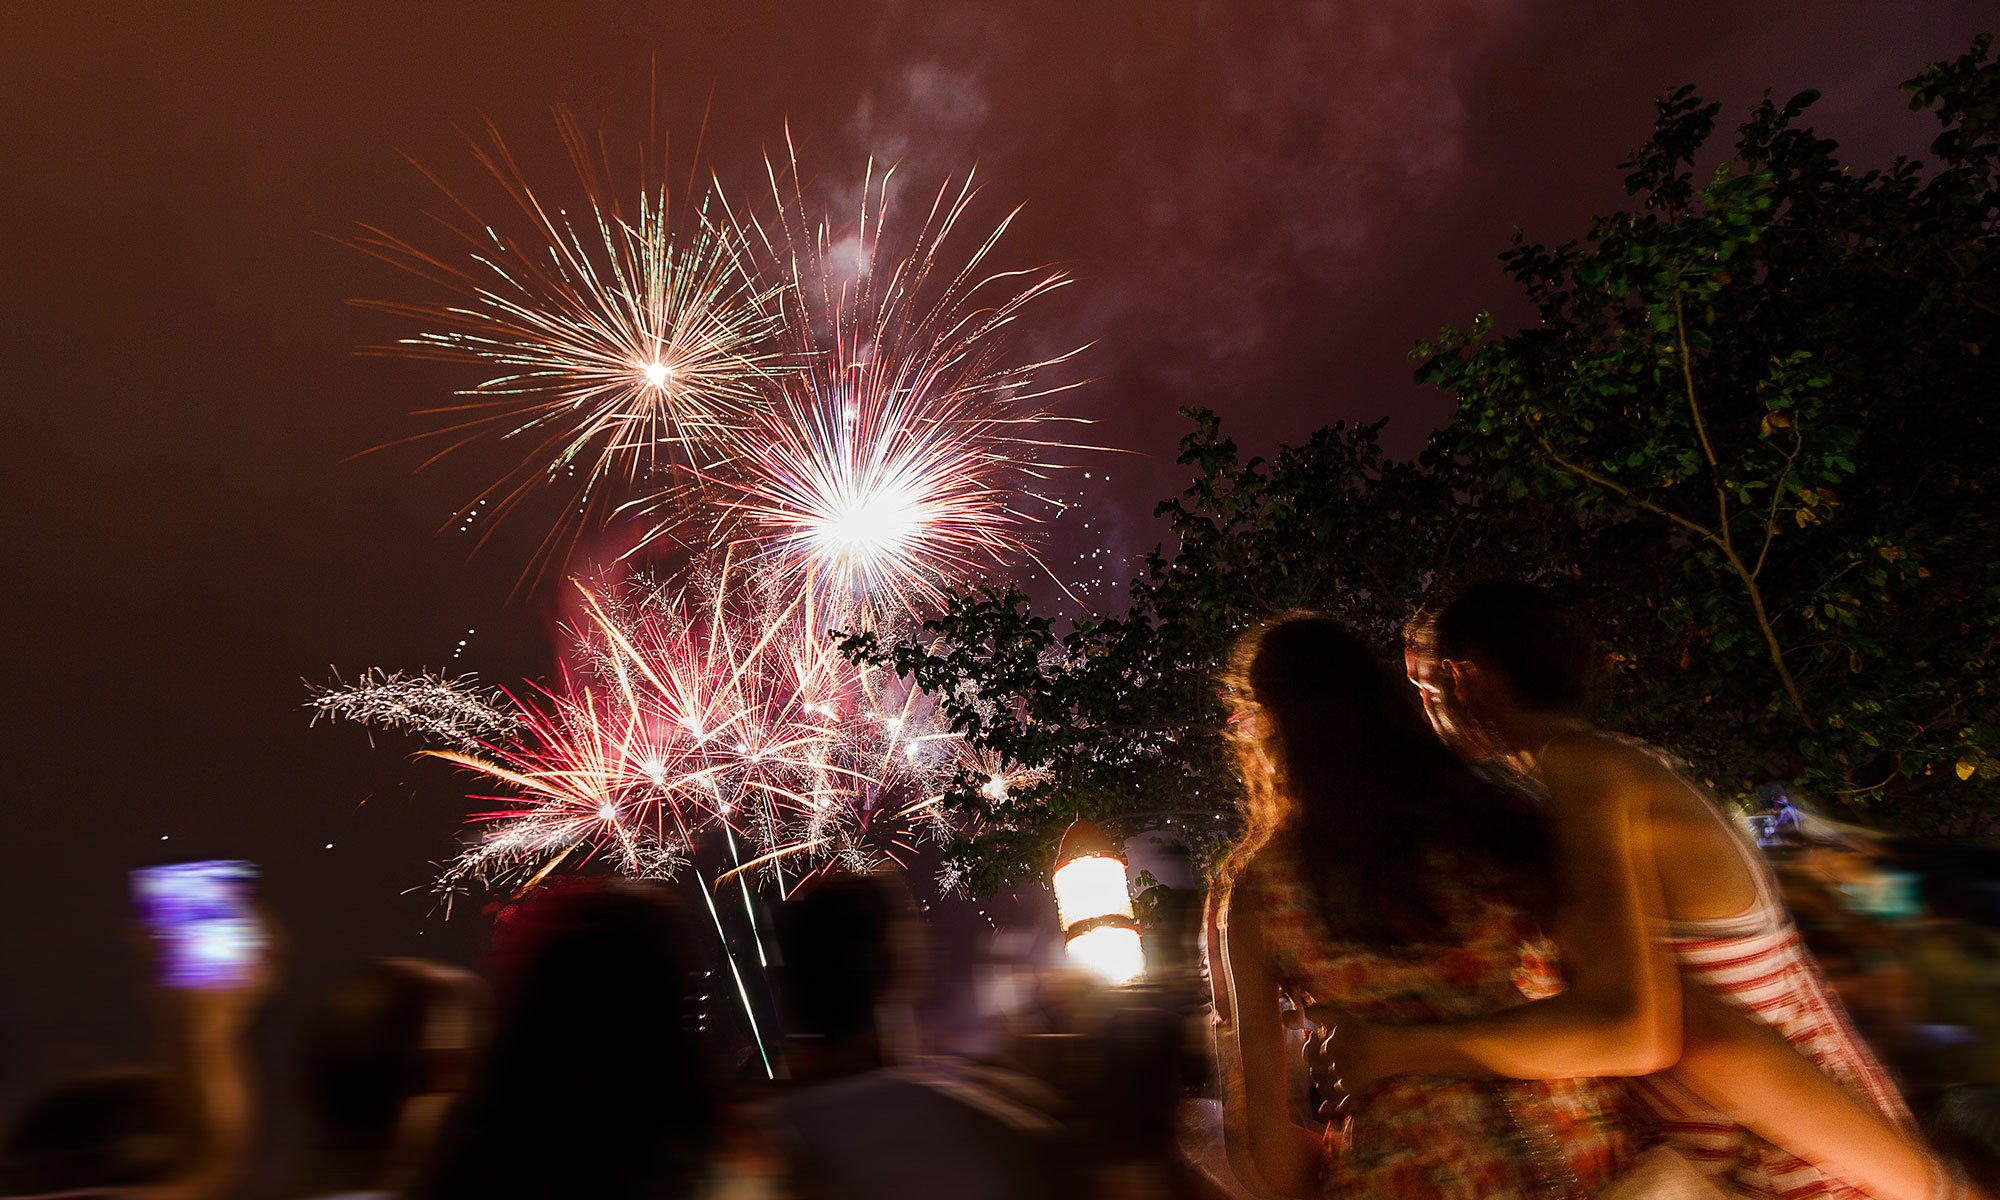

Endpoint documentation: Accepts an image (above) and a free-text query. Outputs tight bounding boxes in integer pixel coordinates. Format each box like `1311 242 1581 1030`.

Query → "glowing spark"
327 560 954 893
954 745 1051 807
306 669 517 751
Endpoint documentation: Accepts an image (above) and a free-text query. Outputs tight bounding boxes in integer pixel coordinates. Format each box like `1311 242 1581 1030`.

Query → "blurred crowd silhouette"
8 824 2000 1199
0 866 1223 1200
8 598 2000 1199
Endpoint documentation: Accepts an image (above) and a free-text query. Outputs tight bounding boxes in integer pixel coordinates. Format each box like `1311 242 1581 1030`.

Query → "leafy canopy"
844 36 2000 893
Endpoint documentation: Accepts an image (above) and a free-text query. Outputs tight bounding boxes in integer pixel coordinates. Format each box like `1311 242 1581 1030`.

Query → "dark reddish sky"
0 0 1989 1121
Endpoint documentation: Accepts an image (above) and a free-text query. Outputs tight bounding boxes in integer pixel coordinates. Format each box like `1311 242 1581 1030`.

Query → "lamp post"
1052 818 1144 986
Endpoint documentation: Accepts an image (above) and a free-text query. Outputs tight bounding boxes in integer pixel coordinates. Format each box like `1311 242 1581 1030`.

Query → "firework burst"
348 110 784 577
307 668 518 751
955 744 1053 806
686 146 1089 623
328 113 1107 920
383 560 955 894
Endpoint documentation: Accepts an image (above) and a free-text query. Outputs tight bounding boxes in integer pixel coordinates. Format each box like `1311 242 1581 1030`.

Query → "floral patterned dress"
1242 834 1636 1199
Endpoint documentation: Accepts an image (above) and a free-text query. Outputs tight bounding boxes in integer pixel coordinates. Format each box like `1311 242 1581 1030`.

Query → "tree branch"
1671 293 1815 731
1675 292 1734 552
1535 437 1720 544
1753 422 1805 581
1535 434 1817 732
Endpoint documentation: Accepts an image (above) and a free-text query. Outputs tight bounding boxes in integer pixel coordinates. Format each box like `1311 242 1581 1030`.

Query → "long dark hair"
1224 613 1553 945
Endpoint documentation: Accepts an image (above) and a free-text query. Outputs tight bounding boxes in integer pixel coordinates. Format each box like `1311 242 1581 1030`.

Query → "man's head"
774 873 923 1071
1410 581 1600 755
303 958 486 1169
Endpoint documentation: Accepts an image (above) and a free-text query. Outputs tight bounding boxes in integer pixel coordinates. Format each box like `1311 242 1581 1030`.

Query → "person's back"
1612 740 1762 924
408 882 717 1200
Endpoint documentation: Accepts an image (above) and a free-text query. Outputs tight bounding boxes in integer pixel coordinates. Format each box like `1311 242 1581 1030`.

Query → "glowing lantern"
1052 819 1144 986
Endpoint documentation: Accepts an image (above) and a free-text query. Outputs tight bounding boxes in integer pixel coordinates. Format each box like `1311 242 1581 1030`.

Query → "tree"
1419 35 2000 829
844 36 2000 894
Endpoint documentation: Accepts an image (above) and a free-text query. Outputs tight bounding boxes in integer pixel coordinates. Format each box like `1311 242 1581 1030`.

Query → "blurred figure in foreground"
1905 871 2000 1193
409 882 718 1200
0 927 272 1200
0 1071 176 1198
759 873 1086 1200
291 959 487 1200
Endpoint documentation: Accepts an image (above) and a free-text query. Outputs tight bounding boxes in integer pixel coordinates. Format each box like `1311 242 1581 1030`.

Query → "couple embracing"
1209 582 1962 1200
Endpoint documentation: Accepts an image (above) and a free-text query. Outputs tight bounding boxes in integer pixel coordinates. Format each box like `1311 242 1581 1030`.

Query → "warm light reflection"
1066 924 1145 987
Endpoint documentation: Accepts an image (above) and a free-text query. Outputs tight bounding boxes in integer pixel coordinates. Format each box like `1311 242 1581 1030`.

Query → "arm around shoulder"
1359 740 1682 1082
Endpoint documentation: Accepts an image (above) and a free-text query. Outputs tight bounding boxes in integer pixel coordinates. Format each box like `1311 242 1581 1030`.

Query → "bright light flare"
1052 853 1134 932
817 477 924 572
1066 925 1145 987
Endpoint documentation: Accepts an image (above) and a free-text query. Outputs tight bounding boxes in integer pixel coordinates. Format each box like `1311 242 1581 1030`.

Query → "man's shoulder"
1539 731 1692 816
1543 730 1678 780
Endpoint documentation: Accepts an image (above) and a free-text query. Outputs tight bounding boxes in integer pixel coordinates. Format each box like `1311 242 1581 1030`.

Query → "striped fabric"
1631 923 1918 1200
1591 734 1919 1200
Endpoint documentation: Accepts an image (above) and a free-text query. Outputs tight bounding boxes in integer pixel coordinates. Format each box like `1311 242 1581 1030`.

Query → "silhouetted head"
412 882 715 1200
1225 613 1552 943
0 1069 175 1195
303 958 487 1173
1435 580 1599 709
1406 581 1600 758
773 872 923 1075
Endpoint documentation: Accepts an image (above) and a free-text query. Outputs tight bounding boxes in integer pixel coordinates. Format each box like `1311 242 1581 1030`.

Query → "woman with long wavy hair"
1208 613 1638 1198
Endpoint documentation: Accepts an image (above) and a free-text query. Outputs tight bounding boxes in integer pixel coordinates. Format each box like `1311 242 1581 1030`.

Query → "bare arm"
1342 741 1681 1082
1210 878 1323 1199
127 918 274 1200
139 989 259 1200
1676 981 1956 1200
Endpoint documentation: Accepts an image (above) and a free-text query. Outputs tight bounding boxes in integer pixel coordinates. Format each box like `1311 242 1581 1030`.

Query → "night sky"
1 0 1990 1129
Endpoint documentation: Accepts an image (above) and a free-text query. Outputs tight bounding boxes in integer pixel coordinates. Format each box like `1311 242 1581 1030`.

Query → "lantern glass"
1052 853 1134 931
1066 924 1145 986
